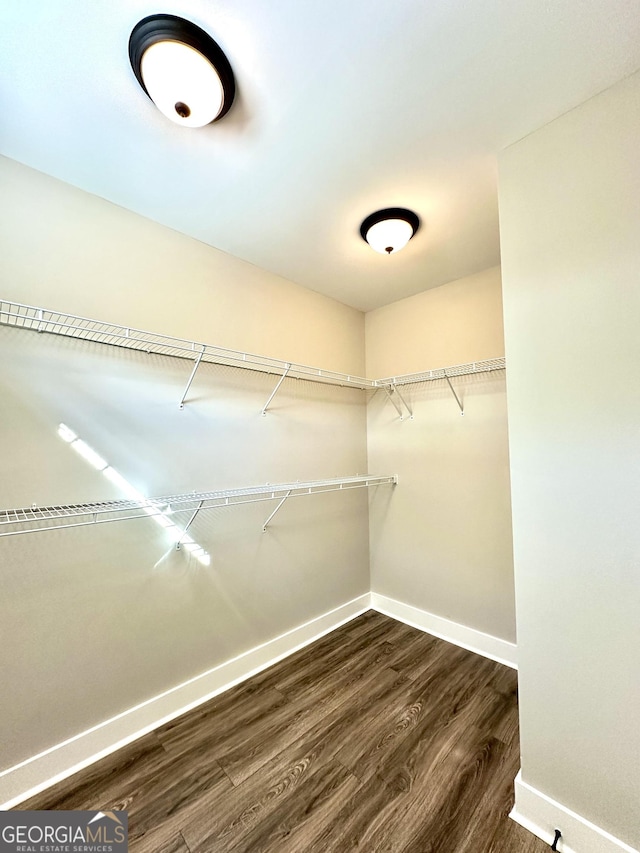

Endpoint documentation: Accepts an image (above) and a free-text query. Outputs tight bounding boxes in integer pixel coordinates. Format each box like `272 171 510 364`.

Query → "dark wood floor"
19 611 548 852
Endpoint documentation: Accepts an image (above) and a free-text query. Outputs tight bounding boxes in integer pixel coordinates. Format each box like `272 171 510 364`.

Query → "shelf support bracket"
176 500 204 550
261 363 291 416
263 490 291 532
444 372 464 415
383 386 404 419
179 347 205 409
384 384 412 420
391 382 413 419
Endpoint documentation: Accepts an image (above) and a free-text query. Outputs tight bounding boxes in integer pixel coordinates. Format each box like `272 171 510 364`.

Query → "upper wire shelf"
0 475 397 538
0 301 504 389
0 300 376 391
378 357 506 419
0 300 505 416
379 357 506 387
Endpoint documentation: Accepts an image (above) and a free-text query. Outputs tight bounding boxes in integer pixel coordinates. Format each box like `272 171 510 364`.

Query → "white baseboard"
0 593 371 810
511 771 639 853
370 592 517 669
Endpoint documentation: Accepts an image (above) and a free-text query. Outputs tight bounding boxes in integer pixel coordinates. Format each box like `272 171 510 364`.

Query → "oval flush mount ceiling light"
360 208 420 255
129 14 235 127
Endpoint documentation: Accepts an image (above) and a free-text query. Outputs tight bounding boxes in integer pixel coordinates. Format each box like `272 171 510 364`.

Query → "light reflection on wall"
57 423 210 565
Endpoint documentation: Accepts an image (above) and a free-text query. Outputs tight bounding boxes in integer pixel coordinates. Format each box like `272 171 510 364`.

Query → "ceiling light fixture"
129 14 235 127
360 208 420 255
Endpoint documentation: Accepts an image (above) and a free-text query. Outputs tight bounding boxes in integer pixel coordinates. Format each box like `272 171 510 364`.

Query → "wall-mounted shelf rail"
0 300 376 411
378 357 506 417
0 475 397 538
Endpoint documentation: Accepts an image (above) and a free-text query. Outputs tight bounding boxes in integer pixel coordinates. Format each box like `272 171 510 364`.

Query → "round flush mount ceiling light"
129 14 235 127
360 208 420 255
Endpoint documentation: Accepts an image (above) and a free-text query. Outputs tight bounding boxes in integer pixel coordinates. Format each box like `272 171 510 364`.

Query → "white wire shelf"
0 300 377 395
0 475 397 537
379 357 506 387
0 299 506 417
379 357 506 419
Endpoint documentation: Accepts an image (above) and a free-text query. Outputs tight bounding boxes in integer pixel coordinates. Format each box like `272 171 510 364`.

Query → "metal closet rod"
0 475 397 537
0 300 505 392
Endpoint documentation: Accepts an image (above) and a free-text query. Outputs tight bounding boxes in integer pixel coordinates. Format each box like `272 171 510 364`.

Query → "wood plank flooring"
18 611 548 852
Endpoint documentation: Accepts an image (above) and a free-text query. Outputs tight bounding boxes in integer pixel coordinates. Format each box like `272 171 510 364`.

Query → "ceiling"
2 1 639 312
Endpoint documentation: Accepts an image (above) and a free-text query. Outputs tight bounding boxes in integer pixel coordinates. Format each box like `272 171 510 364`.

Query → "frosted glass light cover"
365 218 415 254
140 40 225 127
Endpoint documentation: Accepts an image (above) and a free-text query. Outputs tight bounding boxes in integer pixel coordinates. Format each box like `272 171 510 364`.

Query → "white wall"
499 71 640 850
0 157 364 373
0 159 371 788
366 267 516 647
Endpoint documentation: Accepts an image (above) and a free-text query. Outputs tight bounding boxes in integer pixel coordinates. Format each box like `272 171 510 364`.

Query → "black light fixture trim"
129 14 236 122
360 208 420 248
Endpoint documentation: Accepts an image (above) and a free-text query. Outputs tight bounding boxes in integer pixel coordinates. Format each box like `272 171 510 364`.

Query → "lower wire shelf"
0 475 398 538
